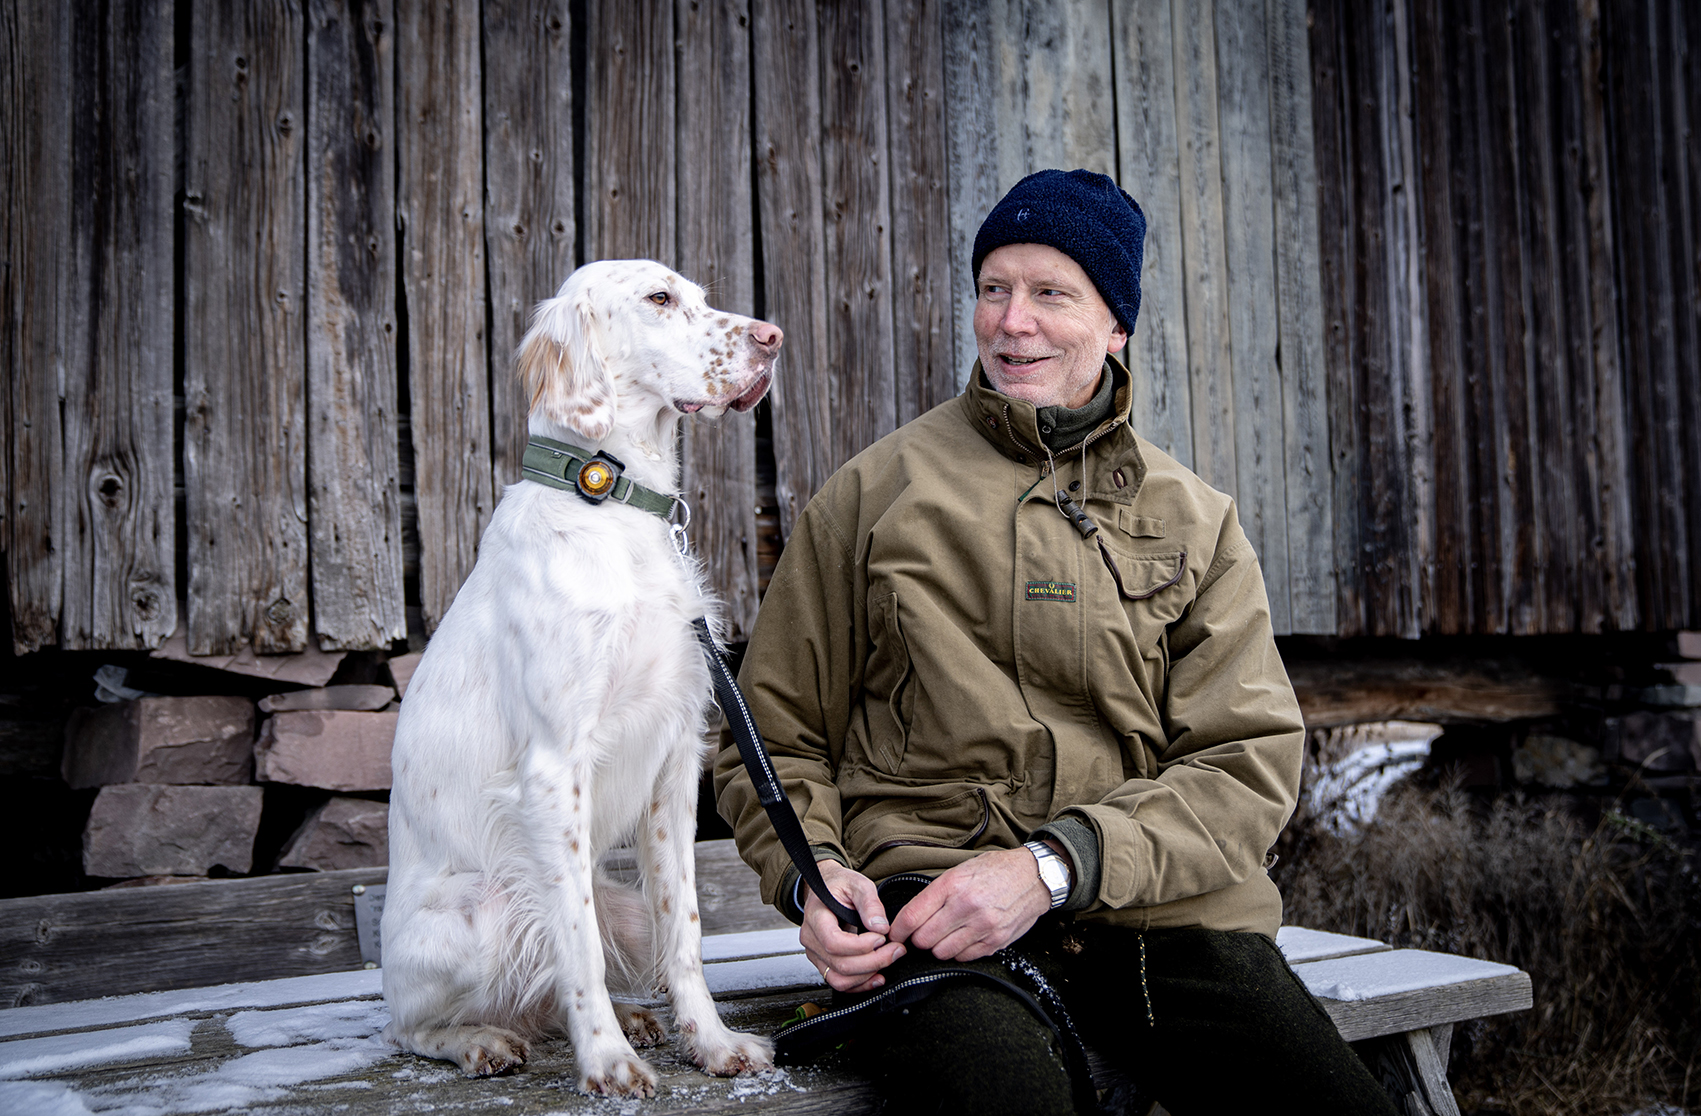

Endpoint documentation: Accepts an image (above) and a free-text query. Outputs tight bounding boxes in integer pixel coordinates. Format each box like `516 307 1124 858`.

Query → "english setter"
382 260 781 1096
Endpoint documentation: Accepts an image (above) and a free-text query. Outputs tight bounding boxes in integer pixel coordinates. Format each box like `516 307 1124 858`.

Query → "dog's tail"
594 870 658 998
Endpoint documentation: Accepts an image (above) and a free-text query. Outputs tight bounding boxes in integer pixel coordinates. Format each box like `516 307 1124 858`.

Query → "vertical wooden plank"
482 0 574 488
1512 0 1584 631
886 0 957 425
819 0 896 470
185 0 308 655
307 0 404 651
1309 0 1364 636
398 0 492 634
943 0 1116 393
1111 0 1194 468
1666 0 1701 626
584 0 675 262
999 0 1117 178
3 0 70 653
1481 0 1539 634
677 0 760 639
753 0 830 538
1265 0 1335 633
1171 0 1238 495
1411 0 1474 635
61 0 176 650
941 0 1000 385
1212 0 1289 633
1573 0 1637 631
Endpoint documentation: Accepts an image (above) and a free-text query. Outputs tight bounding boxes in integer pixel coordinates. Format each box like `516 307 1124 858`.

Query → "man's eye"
648 291 669 305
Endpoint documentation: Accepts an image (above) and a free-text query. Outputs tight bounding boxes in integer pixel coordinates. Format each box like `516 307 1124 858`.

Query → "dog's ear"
514 294 615 441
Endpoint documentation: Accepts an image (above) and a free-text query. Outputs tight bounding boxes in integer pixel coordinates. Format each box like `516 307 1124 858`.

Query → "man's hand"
887 845 1062 961
800 860 907 993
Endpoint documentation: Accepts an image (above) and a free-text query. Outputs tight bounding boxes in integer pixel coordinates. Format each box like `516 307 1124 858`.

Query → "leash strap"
692 618 865 933
522 436 681 519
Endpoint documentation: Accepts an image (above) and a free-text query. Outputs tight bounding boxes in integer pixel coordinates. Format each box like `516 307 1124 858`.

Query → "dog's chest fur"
390 482 714 859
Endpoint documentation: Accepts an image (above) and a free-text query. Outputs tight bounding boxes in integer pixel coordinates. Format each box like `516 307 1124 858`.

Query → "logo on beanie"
1016 207 1030 222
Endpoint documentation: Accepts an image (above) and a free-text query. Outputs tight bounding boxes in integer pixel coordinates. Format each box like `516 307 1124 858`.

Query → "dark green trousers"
845 924 1400 1116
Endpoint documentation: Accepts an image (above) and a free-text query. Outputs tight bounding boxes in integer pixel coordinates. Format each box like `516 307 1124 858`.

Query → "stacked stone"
63 661 415 880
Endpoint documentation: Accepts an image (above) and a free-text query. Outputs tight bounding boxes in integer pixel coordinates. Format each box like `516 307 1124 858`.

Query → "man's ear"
1107 323 1130 356
514 295 614 441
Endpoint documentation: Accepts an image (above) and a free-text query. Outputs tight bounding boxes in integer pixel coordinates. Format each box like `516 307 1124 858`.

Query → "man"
715 169 1394 1115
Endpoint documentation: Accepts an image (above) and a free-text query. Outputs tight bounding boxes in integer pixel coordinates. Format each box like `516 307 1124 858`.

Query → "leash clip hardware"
670 497 693 556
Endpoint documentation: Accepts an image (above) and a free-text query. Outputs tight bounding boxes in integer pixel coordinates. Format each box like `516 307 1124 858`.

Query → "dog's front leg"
639 743 775 1076
521 748 658 1098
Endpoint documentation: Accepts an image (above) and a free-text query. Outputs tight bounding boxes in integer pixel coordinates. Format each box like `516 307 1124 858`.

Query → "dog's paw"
614 1002 666 1048
577 1054 658 1098
686 1026 775 1077
455 1027 530 1077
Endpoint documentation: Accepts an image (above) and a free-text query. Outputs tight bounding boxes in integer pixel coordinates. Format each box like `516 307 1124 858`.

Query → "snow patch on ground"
225 1000 389 1048
0 1021 196 1080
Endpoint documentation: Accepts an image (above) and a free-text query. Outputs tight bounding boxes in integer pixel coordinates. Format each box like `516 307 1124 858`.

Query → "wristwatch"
1023 839 1071 910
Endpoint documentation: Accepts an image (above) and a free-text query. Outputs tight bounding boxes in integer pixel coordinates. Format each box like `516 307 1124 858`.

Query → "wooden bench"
0 841 1530 1115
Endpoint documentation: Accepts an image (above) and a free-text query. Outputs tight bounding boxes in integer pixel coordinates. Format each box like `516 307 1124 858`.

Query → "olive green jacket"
713 359 1304 937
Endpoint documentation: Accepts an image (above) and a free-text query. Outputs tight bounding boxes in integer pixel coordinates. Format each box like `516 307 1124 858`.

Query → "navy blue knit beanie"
972 169 1146 335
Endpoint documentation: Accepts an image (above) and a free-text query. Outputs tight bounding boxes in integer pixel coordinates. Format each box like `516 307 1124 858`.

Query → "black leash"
692 618 864 933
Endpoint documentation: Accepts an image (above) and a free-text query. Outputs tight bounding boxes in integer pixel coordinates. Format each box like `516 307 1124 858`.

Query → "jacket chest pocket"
862 592 914 773
1094 543 1191 660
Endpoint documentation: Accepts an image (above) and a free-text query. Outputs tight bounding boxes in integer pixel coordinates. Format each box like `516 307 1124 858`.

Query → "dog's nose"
748 320 783 354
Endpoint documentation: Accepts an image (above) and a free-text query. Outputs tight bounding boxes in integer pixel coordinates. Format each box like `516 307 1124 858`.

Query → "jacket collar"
960 355 1147 497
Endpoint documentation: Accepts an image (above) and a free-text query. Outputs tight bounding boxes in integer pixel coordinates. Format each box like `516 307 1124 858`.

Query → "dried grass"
1273 767 1701 1115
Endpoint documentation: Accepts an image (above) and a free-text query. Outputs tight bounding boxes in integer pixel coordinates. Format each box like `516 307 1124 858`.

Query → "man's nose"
998 295 1037 334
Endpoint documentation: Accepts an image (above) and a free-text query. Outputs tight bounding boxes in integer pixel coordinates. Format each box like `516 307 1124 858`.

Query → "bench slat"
1293 949 1534 1042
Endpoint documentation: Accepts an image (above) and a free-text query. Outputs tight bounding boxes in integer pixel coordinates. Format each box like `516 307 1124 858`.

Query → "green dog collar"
521 436 681 521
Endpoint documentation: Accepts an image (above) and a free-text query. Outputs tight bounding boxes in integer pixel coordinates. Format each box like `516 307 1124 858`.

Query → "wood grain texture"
0 867 387 1007
1212 0 1288 633
1573 0 1637 632
1410 0 1470 635
1318 970 1533 1044
60 0 176 650
2 0 70 653
1308 0 1363 636
584 0 675 262
1265 0 1335 635
677 0 760 640
818 0 896 471
1111 0 1193 468
753 0 832 538
482 0 574 489
184 0 308 656
398 0 494 634
306 0 404 651
885 0 957 425
989 0 1116 183
940 0 1001 385
1171 0 1238 497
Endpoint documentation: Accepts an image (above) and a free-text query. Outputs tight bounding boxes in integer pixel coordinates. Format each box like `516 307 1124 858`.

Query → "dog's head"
515 260 781 442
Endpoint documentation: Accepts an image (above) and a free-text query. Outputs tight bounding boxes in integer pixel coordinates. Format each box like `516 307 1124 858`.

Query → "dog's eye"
647 291 670 306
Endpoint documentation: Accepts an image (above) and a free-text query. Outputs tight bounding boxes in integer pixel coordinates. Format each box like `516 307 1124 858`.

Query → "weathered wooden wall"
5 0 1696 656
1311 0 1700 637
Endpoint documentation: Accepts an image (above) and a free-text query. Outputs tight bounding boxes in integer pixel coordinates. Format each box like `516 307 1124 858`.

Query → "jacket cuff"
776 845 851 924
1032 817 1101 913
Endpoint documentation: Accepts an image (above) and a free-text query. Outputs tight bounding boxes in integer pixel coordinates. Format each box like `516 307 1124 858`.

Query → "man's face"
974 242 1129 410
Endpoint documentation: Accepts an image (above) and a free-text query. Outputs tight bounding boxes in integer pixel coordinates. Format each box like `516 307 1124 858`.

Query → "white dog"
381 260 781 1097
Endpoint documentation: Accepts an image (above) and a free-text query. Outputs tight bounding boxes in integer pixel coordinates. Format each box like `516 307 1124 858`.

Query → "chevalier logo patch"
1025 580 1077 603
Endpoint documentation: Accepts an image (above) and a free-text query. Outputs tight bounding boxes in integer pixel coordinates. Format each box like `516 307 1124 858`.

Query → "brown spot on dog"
660 898 671 914
689 912 699 923
570 838 580 852
553 875 563 884
655 829 667 842
592 1026 602 1036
